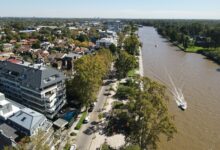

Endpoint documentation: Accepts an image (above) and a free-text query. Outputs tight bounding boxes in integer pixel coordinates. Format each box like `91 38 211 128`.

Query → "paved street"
76 82 110 150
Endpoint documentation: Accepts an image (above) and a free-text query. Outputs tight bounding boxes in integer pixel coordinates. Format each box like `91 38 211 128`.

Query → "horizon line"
0 16 220 20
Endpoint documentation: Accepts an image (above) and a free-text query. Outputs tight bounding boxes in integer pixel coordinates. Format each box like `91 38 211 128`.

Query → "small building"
0 93 20 121
53 118 68 130
62 53 82 71
3 43 14 52
7 108 51 136
19 30 36 33
0 52 15 62
40 42 54 50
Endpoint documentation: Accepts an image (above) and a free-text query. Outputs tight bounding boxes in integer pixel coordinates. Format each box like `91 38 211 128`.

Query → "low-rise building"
62 53 82 71
7 108 51 136
3 44 14 52
96 37 117 48
0 107 52 149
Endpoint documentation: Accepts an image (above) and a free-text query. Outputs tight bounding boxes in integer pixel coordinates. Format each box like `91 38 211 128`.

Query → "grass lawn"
185 46 204 53
177 44 204 53
127 69 137 77
75 111 87 130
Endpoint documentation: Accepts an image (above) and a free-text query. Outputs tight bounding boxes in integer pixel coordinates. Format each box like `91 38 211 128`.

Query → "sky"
0 0 220 19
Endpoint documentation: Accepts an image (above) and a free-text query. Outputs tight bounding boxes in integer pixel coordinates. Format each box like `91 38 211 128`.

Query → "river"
138 26 220 150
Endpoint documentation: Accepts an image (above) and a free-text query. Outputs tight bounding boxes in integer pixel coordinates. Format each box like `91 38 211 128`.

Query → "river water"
138 26 220 150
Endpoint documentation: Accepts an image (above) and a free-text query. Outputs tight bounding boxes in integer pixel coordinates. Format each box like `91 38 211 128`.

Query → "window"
21 117 26 122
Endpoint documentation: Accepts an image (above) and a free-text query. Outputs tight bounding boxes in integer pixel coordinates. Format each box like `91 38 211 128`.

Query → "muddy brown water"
138 26 220 150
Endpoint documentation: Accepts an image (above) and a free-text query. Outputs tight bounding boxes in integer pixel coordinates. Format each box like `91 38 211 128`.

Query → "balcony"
45 93 56 102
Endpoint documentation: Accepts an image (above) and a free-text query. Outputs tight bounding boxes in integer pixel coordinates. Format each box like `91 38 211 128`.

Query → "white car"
84 116 90 123
70 144 77 150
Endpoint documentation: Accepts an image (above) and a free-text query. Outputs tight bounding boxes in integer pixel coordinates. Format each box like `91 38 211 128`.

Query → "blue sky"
0 0 220 19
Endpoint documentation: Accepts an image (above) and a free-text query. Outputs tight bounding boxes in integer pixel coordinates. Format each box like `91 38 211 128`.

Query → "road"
76 81 110 150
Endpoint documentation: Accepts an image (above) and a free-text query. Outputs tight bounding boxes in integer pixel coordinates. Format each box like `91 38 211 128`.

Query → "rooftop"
0 59 66 90
0 121 19 141
53 118 68 129
0 93 20 120
8 108 46 131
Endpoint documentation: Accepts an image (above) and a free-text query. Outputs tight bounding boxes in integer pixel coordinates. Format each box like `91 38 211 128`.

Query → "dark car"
88 107 94 112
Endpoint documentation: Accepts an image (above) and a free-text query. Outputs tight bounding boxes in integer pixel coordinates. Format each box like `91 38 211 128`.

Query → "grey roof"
0 60 65 90
65 53 82 58
0 121 19 140
53 118 68 128
8 108 46 131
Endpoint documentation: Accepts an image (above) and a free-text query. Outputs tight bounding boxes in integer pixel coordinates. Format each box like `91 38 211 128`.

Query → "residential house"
3 44 14 52
48 53 67 70
62 53 82 71
96 37 117 48
40 42 54 51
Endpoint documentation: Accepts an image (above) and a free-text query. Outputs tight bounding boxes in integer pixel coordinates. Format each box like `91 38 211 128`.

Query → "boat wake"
144 64 187 111
167 72 187 111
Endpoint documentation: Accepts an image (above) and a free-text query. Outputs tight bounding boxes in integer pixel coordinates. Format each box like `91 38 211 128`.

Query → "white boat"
175 90 187 110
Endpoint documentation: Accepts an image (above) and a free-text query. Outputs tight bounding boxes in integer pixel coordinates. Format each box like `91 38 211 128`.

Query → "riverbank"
165 38 220 65
137 46 144 77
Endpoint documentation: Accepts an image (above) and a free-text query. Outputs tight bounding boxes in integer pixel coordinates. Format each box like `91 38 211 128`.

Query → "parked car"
70 144 77 150
88 106 94 112
88 102 96 112
83 116 90 123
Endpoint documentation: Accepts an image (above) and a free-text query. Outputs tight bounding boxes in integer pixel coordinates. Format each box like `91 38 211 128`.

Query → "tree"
126 78 176 149
67 49 113 107
109 43 117 54
115 85 136 100
0 44 3 52
123 35 140 55
170 30 178 42
32 40 41 49
183 35 190 50
115 51 137 79
121 145 141 150
108 77 177 150
16 130 51 150
118 32 125 48
20 33 29 39
31 130 50 150
77 34 89 42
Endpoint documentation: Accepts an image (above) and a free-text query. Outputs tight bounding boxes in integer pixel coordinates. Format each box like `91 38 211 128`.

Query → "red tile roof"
7 58 21 64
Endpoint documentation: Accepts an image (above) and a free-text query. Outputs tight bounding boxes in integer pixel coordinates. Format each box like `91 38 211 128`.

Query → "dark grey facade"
0 60 66 119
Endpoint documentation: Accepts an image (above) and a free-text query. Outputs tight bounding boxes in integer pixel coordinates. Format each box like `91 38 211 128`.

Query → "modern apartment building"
0 58 66 119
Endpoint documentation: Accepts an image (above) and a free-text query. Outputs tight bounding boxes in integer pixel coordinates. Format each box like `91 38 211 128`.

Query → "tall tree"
123 35 140 55
108 77 177 150
67 49 113 106
126 78 177 149
115 51 137 79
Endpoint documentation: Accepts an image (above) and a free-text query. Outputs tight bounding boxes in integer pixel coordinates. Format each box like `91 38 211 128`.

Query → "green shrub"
115 85 135 99
70 132 77 136
75 111 87 130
